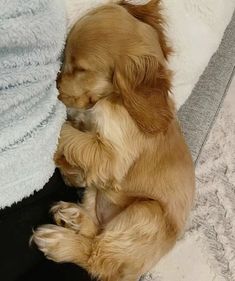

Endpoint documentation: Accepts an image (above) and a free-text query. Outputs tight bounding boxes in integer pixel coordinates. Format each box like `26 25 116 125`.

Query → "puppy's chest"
67 104 142 185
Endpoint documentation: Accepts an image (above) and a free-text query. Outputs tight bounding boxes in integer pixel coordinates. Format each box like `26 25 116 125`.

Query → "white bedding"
65 0 235 108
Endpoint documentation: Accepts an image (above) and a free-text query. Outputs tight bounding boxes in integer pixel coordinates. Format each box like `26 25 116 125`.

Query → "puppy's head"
58 0 174 133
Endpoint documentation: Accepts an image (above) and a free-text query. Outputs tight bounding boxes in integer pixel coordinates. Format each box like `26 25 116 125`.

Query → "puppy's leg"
33 200 178 281
50 202 97 237
85 200 178 281
51 187 99 237
32 225 92 266
32 190 99 266
55 122 115 188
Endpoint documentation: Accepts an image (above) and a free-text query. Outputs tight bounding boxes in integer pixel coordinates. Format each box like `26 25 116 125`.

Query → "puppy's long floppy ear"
113 55 174 134
120 0 172 60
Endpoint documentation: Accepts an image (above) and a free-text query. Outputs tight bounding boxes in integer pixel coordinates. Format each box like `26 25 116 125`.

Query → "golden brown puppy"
32 1 195 281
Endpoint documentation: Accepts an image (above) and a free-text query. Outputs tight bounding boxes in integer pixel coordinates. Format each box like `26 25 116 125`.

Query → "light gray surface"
143 69 235 281
178 11 235 163
141 9 235 281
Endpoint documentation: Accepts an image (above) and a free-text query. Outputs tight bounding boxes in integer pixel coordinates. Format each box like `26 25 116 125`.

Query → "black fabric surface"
0 169 93 281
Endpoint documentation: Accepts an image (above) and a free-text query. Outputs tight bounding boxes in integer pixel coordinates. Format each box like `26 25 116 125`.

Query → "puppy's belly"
96 190 123 225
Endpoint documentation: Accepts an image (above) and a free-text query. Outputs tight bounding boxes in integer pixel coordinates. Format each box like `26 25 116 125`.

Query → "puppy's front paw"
51 201 82 231
32 224 78 263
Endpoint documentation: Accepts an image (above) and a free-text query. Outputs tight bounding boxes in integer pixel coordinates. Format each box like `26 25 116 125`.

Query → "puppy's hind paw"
31 224 78 263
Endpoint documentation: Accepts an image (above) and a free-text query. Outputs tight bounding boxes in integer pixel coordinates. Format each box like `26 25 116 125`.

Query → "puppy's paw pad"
51 201 82 231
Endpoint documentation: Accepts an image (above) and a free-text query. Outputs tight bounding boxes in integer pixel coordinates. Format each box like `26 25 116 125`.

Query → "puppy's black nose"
58 94 62 101
56 72 62 90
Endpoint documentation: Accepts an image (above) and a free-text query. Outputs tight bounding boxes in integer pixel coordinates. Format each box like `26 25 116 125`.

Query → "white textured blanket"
0 0 66 208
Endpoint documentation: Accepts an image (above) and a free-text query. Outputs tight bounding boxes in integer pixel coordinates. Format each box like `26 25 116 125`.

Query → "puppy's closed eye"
73 66 87 73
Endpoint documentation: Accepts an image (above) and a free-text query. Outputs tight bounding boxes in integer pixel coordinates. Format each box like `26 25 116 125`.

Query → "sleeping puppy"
32 1 195 280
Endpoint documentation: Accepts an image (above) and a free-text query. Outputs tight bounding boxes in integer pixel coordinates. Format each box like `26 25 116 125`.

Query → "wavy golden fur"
32 1 195 281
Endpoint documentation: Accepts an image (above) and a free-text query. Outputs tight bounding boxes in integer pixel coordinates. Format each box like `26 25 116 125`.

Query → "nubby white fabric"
0 0 67 208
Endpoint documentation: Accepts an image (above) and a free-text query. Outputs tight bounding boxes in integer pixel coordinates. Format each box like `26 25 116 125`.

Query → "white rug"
143 77 235 281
